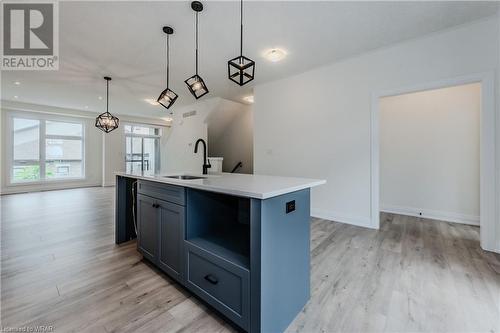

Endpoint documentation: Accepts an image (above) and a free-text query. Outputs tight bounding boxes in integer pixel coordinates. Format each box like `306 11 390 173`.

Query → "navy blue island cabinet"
115 173 324 333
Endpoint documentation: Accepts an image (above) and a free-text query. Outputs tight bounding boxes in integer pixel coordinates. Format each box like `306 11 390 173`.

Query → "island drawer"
137 180 185 206
185 242 249 331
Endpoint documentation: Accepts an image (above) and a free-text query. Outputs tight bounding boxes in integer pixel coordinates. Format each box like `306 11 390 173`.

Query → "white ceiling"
2 1 498 118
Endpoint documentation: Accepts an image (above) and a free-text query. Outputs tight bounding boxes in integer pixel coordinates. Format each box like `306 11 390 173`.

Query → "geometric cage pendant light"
184 1 209 99
228 0 255 86
157 26 178 111
95 76 119 133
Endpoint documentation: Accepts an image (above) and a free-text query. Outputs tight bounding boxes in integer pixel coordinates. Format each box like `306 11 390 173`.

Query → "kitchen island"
115 172 325 333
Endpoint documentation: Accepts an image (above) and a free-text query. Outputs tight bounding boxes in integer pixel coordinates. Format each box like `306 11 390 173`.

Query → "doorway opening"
370 73 496 252
380 83 480 225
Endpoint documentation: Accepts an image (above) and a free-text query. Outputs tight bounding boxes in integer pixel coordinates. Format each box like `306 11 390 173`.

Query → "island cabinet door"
157 199 185 282
136 194 158 262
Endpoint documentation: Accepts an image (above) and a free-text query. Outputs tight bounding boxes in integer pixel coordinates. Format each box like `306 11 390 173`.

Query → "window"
125 124 161 176
11 116 84 183
13 119 40 181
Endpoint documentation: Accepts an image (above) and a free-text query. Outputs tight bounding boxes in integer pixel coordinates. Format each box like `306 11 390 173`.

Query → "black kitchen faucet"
194 138 211 175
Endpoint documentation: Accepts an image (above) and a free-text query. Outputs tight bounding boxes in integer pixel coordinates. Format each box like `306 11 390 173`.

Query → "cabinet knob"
152 203 159 208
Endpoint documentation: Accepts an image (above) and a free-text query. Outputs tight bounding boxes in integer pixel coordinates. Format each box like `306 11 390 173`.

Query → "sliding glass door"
125 125 161 176
125 136 142 173
143 137 159 175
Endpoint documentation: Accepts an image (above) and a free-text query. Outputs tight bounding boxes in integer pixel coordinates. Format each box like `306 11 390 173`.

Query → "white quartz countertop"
116 172 326 199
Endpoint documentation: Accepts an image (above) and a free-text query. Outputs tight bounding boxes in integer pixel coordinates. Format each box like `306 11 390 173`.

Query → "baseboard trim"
381 204 479 226
102 182 116 187
311 208 375 229
0 183 102 195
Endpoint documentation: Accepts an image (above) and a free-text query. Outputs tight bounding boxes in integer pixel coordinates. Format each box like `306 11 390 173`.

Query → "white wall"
163 97 253 175
208 101 253 174
0 101 169 193
102 129 124 186
253 17 499 249
380 83 480 225
497 11 500 253
162 98 219 174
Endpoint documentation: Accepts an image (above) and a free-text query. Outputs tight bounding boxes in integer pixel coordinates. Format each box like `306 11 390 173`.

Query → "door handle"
204 274 218 285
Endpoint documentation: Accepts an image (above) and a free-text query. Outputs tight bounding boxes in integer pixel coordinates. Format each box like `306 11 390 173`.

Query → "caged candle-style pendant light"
157 26 178 110
227 0 255 86
185 1 209 99
95 76 119 133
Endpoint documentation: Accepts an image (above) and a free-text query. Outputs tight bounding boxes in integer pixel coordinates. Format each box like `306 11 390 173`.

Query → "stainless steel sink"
163 175 206 180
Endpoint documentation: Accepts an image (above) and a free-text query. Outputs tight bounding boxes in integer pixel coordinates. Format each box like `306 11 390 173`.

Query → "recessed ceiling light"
14 95 19 99
14 81 21 85
243 95 254 104
84 105 89 109
98 96 103 100
144 98 159 106
263 48 287 62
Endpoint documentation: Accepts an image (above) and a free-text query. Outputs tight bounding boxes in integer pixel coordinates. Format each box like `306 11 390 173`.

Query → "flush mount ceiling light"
243 95 254 103
264 48 287 62
185 1 209 99
157 26 178 111
14 81 20 85
95 77 119 133
227 0 255 86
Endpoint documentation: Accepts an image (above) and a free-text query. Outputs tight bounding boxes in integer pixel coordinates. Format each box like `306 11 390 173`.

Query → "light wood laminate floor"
1 187 499 332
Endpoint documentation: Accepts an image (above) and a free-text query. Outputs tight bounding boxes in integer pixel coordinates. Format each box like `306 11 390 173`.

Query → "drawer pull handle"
204 274 218 285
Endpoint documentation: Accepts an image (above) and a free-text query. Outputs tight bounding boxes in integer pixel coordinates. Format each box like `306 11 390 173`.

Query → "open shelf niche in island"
185 189 251 270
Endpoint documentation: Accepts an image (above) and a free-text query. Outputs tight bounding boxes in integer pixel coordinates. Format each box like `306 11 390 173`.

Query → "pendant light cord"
240 0 243 57
195 11 199 75
106 79 109 113
166 34 170 88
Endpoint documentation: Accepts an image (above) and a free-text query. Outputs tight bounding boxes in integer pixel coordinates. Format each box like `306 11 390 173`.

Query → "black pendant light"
228 0 255 86
185 1 209 99
157 26 178 110
95 77 119 133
